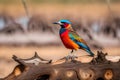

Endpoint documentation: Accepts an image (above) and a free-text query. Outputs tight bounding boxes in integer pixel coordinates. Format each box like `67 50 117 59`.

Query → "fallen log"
2 51 120 80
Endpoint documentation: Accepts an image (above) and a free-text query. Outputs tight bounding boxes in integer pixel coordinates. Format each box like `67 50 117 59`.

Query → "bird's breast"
60 29 79 50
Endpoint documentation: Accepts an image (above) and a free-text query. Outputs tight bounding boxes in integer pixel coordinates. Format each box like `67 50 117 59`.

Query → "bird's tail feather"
89 51 94 57
86 49 94 57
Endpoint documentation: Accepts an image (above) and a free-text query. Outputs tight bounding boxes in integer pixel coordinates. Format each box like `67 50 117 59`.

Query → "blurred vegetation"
30 0 120 4
0 0 120 5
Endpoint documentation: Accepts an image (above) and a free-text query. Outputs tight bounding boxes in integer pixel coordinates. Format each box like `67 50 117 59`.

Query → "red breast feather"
60 30 79 50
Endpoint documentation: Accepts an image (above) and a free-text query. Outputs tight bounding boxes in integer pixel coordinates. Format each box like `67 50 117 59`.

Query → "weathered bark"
3 51 120 80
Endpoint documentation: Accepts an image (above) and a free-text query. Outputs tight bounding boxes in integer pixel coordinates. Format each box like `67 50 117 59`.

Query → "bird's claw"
65 54 78 62
55 53 78 63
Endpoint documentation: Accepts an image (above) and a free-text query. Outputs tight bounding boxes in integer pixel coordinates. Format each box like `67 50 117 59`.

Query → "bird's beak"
53 22 62 25
53 22 58 24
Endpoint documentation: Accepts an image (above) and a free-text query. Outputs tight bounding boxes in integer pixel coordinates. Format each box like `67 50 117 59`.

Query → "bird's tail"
89 51 94 57
86 49 94 57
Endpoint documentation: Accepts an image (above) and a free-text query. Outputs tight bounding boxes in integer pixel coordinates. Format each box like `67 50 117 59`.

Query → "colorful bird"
53 19 94 59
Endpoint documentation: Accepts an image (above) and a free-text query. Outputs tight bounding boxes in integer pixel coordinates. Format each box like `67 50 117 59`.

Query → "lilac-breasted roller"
53 19 94 58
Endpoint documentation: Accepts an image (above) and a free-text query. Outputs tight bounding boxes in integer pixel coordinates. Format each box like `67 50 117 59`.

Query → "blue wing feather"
76 42 94 56
69 31 94 56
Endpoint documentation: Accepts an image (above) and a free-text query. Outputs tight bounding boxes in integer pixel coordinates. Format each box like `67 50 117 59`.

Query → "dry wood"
2 51 120 80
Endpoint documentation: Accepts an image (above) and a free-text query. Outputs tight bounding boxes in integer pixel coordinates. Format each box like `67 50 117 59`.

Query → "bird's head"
53 19 72 29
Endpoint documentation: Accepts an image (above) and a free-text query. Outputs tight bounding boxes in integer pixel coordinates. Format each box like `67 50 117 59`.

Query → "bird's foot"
65 54 78 62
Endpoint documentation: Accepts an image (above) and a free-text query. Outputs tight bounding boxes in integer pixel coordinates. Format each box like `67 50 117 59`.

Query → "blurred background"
0 0 120 78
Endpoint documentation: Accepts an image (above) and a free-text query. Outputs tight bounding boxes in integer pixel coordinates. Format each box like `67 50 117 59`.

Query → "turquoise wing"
69 30 94 56
68 31 87 46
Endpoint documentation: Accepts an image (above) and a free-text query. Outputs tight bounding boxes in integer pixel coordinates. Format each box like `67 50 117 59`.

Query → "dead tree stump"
2 51 120 80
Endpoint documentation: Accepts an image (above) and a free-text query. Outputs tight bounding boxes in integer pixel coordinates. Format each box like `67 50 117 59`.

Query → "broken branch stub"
3 51 120 80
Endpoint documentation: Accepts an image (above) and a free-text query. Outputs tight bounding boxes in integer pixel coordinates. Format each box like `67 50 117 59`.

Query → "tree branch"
3 51 120 80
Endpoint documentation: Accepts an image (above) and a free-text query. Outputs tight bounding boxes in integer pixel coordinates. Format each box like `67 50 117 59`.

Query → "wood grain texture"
2 51 120 80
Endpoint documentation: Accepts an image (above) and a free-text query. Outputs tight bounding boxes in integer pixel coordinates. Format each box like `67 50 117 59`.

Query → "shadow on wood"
2 51 120 80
